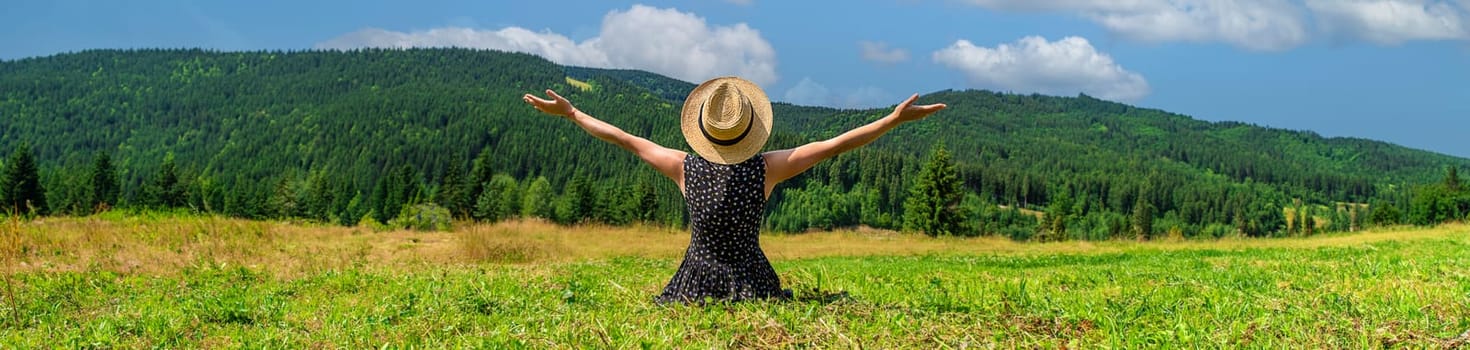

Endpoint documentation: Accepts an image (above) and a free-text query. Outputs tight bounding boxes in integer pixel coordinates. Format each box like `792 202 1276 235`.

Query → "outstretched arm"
762 94 945 195
522 89 688 191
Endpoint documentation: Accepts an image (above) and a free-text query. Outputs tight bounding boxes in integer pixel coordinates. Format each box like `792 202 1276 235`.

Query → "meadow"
1 214 1468 348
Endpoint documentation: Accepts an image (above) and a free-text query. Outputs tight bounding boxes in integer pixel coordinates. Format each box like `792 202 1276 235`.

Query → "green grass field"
2 216 1468 348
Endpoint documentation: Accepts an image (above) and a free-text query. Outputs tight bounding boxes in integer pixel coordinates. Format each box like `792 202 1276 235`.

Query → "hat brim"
681 77 774 165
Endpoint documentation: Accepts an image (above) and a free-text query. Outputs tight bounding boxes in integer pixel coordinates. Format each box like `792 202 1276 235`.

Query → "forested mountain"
1 48 1465 239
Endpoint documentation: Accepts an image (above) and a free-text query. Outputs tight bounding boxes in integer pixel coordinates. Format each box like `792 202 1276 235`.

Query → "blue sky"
3 0 1468 157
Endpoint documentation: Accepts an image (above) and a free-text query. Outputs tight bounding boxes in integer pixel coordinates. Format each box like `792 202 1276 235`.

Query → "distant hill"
1 48 1463 236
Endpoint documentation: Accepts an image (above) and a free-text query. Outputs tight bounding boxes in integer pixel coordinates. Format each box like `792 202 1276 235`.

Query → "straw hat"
681 76 773 165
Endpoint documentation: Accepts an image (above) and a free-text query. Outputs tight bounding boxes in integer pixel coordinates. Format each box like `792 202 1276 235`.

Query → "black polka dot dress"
656 154 790 304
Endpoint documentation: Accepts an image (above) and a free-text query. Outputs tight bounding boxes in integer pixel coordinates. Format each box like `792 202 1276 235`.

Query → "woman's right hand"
522 89 579 118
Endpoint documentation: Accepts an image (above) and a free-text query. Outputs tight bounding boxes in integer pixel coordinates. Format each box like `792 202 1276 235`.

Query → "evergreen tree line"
3 144 679 228
771 144 1469 240
4 139 1468 240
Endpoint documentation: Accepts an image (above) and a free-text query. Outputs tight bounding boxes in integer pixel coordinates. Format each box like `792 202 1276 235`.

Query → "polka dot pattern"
655 154 790 304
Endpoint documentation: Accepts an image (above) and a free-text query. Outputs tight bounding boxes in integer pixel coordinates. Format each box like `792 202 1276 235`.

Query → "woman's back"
655 154 786 303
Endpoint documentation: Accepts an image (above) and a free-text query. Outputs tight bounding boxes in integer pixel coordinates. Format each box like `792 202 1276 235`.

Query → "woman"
522 76 945 303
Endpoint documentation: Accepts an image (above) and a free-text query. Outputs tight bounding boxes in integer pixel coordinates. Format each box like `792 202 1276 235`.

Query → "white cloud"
590 5 778 86
858 41 911 64
1091 0 1309 51
316 5 778 86
965 0 1310 51
932 36 1151 101
1307 0 1470 44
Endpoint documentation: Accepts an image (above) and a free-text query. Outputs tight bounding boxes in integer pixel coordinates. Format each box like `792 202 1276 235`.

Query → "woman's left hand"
892 94 946 123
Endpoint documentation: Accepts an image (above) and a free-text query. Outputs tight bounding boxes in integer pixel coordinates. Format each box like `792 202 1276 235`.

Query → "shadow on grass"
792 288 851 304
654 288 853 306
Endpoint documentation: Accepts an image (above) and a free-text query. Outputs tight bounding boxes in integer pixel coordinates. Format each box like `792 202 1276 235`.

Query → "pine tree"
1302 206 1315 236
491 174 521 221
521 176 553 219
474 174 520 222
469 148 495 206
1 143 48 215
1348 205 1360 232
437 160 471 218
903 144 963 236
592 184 623 225
632 179 659 223
1447 166 1461 192
190 174 224 214
377 164 421 222
1325 206 1340 232
89 151 119 212
148 154 184 208
1291 205 1304 234
1132 193 1153 240
555 173 595 225
473 186 499 222
268 176 300 218
343 191 365 226
371 174 394 223
303 171 336 221
1041 189 1073 241
1231 201 1248 236
396 164 423 207
332 181 356 225
226 177 262 219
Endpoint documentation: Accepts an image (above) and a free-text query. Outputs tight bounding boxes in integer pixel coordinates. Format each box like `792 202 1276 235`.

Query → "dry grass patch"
4 215 1466 278
451 220 688 263
1 214 459 277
